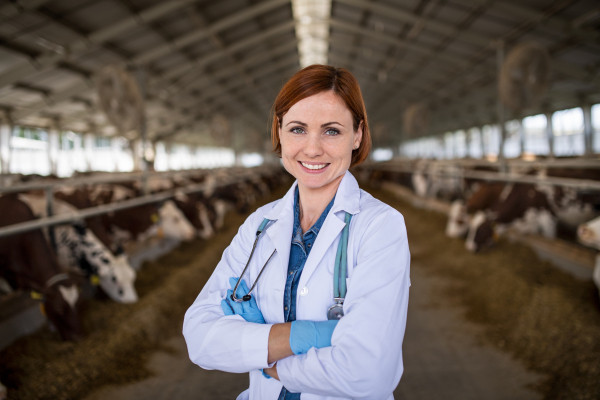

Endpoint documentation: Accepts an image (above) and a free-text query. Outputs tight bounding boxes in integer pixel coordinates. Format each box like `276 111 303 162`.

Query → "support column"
111 137 120 172
48 128 60 177
84 133 95 172
583 104 593 156
496 41 507 171
480 128 486 159
545 111 555 158
519 118 526 157
0 123 11 175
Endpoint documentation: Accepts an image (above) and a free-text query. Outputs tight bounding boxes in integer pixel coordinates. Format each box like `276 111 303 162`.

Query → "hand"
220 277 266 324
289 320 338 355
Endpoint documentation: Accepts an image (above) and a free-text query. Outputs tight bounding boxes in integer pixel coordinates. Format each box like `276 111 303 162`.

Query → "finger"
221 299 234 315
229 277 249 297
238 279 251 295
229 277 239 290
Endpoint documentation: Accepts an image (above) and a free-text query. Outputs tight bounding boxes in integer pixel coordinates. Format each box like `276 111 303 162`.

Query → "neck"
297 173 344 232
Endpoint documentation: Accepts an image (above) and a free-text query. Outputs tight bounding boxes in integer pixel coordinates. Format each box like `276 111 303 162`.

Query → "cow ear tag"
151 213 159 223
30 291 43 300
90 275 100 286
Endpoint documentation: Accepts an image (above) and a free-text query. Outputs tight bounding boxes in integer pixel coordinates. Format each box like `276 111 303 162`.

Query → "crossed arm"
221 278 337 380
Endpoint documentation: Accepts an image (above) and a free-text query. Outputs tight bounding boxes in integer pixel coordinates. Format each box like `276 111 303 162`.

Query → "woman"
183 65 410 400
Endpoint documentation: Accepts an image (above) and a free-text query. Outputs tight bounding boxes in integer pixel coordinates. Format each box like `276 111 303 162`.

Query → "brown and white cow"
0 195 82 341
465 183 556 252
446 182 507 238
577 215 600 295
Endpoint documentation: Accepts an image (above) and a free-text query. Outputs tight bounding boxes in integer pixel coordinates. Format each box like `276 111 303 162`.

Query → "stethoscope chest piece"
231 293 252 302
327 299 344 320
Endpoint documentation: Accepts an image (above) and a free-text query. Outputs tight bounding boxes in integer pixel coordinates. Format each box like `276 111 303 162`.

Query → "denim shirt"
279 187 335 400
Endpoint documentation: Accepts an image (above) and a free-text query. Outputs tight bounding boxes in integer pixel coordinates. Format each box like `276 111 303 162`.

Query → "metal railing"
361 162 600 191
0 167 278 238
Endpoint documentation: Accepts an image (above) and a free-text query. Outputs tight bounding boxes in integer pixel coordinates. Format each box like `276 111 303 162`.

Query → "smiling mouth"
300 161 329 170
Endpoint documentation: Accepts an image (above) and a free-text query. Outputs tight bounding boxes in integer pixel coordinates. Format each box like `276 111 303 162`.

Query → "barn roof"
0 0 598 149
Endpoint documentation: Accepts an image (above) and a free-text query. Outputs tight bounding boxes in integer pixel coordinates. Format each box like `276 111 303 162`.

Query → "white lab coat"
183 171 411 400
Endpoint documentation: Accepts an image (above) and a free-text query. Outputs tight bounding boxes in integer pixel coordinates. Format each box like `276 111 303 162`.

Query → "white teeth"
301 162 328 170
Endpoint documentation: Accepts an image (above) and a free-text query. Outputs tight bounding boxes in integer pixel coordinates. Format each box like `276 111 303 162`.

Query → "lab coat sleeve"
277 209 410 399
182 208 274 373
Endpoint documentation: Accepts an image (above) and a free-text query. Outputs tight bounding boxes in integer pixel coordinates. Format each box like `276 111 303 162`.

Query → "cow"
88 183 197 243
577 215 600 299
446 182 507 238
465 183 556 252
55 186 121 254
536 168 600 237
17 194 138 304
0 195 82 341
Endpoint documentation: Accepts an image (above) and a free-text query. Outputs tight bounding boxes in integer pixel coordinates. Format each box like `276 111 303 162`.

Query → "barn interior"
0 0 599 399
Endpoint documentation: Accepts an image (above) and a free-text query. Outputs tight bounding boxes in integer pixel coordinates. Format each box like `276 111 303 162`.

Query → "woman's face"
279 91 362 192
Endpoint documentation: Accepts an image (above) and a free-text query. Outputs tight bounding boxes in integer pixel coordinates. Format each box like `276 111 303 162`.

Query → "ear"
354 120 364 149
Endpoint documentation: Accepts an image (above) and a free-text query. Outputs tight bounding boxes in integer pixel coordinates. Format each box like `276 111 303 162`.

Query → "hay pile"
0 186 289 400
369 185 600 400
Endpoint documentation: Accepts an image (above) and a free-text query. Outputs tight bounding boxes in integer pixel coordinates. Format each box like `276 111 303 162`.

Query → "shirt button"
289 271 293 275
284 306 288 311
300 287 308 296
307 243 311 248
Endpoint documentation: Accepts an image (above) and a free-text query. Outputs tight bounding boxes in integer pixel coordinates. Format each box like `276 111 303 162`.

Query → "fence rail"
0 168 274 238
363 163 600 191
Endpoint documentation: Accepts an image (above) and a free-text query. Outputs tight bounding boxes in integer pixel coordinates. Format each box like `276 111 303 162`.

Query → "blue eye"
290 127 304 134
325 129 340 136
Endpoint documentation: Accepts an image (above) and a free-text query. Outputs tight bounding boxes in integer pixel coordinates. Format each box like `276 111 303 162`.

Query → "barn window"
552 107 585 156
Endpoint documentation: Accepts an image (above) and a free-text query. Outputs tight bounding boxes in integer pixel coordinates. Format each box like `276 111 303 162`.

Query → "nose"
303 133 323 158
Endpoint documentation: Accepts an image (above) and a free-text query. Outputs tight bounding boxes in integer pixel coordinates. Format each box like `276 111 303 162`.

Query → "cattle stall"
0 166 292 399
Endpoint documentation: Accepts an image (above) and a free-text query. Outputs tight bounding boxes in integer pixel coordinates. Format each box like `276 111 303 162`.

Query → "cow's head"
578 216 600 250
465 211 497 252
73 225 139 303
158 200 196 241
446 200 470 238
43 278 83 341
96 254 138 303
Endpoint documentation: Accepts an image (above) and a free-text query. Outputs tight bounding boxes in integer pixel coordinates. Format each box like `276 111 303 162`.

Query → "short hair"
270 65 371 167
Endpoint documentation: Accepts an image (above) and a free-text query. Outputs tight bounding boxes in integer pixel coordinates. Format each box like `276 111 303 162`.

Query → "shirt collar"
293 186 335 237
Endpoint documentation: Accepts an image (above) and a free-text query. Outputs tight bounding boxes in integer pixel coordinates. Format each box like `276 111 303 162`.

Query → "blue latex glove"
289 320 339 355
220 277 266 324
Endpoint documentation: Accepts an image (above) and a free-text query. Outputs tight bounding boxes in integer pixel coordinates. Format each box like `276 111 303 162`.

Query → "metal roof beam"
329 18 486 74
132 0 290 66
0 0 200 90
452 0 600 43
334 0 491 48
0 0 50 20
154 20 295 85
168 40 298 103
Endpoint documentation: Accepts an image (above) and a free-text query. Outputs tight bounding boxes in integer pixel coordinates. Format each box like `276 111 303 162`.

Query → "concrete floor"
83 257 542 400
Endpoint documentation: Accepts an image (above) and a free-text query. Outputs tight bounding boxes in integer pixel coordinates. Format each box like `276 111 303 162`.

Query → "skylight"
292 0 332 68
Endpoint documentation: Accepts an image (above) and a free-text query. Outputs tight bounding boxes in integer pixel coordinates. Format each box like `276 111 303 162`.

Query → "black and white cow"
18 194 138 303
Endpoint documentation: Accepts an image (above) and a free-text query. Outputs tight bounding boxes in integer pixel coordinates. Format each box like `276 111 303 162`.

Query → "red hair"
270 65 371 167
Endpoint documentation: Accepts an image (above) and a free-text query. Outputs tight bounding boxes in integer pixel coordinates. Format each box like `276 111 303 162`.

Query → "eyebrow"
286 120 345 128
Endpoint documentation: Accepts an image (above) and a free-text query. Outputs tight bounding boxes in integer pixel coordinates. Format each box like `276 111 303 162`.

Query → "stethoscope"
230 212 353 320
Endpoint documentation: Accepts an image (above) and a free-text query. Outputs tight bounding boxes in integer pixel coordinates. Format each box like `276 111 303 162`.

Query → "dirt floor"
0 185 290 400
366 185 600 400
2 181 599 400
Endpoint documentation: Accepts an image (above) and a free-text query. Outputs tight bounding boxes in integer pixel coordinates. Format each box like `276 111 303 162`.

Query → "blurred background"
0 0 598 399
